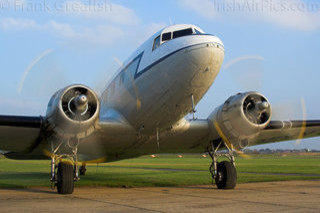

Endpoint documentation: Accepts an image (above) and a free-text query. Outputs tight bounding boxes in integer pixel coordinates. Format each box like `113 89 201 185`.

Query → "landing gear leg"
208 140 237 189
79 162 87 176
50 141 79 194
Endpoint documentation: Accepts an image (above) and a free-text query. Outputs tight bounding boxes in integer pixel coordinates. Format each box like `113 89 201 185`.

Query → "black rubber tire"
57 162 74 194
215 161 237 189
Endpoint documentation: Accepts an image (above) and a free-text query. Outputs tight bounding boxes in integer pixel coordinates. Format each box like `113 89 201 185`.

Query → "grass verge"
0 153 319 188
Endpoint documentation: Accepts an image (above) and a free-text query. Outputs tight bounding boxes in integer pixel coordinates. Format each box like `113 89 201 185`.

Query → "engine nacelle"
208 92 271 149
46 84 100 139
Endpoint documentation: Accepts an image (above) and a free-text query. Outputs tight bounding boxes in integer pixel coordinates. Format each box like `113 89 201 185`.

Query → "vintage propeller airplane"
1 24 319 194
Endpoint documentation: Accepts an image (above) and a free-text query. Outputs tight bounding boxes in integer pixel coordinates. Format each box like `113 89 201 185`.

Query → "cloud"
0 1 147 45
60 1 140 25
0 17 126 45
0 16 166 47
177 0 320 31
0 0 167 47
254 0 320 30
46 21 126 45
0 18 38 30
2 0 140 26
46 21 76 38
0 0 143 44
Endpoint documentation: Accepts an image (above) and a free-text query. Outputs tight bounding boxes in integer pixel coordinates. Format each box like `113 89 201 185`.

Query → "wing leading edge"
252 120 320 146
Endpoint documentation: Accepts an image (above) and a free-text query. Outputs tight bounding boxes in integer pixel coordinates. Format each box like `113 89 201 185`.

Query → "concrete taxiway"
0 180 320 212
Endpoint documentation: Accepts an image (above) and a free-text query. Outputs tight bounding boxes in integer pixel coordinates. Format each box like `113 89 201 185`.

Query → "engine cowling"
46 84 100 139
208 92 271 149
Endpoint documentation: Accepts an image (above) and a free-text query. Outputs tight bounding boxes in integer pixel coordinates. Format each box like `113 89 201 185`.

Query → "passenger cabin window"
162 32 172 42
173 28 193 39
153 35 160 51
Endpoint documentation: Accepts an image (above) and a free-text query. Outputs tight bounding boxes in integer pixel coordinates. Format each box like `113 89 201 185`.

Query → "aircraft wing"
0 115 43 153
1 113 320 160
156 119 320 152
0 114 138 160
252 120 320 146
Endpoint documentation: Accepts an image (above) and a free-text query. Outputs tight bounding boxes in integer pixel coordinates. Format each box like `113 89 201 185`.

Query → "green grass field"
0 153 319 189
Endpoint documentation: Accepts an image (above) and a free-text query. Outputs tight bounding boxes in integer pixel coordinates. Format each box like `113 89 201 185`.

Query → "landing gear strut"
208 140 237 189
50 141 79 194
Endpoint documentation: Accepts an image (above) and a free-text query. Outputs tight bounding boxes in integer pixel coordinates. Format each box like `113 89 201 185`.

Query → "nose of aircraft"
206 34 224 49
190 34 224 53
215 36 224 48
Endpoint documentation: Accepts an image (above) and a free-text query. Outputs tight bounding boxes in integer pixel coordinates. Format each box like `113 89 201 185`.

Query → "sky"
0 0 320 150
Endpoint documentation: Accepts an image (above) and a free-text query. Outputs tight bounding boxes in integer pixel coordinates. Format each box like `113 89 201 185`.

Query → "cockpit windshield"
172 28 193 39
162 32 172 42
153 27 204 51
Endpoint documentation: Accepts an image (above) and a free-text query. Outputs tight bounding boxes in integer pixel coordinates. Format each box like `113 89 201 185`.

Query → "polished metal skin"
46 84 100 140
1 24 320 162
208 92 272 150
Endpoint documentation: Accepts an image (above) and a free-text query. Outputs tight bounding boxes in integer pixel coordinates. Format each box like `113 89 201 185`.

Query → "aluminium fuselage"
100 26 224 134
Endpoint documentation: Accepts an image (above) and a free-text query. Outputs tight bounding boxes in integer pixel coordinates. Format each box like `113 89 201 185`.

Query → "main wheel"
215 161 237 189
57 161 74 194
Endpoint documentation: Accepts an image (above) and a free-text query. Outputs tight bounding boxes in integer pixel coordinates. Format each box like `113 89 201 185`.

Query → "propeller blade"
295 98 307 146
224 55 264 92
225 55 308 151
18 49 71 98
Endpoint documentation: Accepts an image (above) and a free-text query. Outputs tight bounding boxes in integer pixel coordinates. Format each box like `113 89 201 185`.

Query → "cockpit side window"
162 32 172 42
194 28 203 35
152 35 160 51
173 28 193 39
